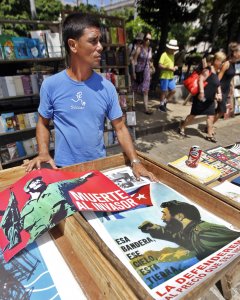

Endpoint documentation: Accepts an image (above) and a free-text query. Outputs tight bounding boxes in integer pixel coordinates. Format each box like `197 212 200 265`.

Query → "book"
26 37 44 58
206 146 238 162
213 181 240 204
200 151 218 164
21 75 33 95
15 114 26 130
30 73 39 94
226 143 240 155
0 145 10 163
231 176 240 187
105 49 116 65
13 75 25 96
30 29 50 57
0 35 15 60
225 156 240 170
28 112 37 128
0 116 5 133
168 155 221 184
12 37 30 59
0 44 4 60
5 76 17 97
6 142 19 160
22 138 35 155
1 112 15 132
209 160 238 181
109 27 118 44
0 77 9 97
16 140 26 157
23 113 31 129
117 27 125 44
45 32 62 58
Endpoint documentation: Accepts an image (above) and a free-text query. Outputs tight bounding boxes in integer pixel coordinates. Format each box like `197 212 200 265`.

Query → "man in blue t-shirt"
25 12 156 181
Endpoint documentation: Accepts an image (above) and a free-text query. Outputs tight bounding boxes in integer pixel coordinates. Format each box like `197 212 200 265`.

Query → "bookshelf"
0 13 134 168
0 18 64 168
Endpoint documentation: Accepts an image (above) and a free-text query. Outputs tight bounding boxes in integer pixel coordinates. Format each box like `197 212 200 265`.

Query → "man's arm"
112 117 157 181
24 114 57 171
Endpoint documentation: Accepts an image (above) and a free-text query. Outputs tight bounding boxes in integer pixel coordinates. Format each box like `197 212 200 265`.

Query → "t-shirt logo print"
71 91 86 110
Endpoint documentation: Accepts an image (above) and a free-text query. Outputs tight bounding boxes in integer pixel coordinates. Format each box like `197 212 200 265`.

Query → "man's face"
161 207 172 223
72 27 103 68
28 179 44 191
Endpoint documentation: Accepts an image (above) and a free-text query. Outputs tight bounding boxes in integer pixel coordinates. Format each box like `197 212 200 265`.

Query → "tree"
194 0 240 52
136 0 201 60
136 0 201 89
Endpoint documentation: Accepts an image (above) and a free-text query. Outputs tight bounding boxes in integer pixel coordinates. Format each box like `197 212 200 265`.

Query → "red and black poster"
0 168 152 262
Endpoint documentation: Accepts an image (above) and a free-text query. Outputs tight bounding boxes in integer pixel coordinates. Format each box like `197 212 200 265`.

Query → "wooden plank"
0 165 26 191
51 216 144 300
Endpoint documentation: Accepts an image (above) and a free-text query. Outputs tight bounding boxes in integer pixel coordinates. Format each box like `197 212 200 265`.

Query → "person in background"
158 39 179 112
174 44 187 83
128 32 144 82
179 52 226 143
132 32 153 115
214 42 240 124
24 13 156 182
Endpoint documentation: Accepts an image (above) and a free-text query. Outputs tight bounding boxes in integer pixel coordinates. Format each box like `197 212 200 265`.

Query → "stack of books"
201 145 240 181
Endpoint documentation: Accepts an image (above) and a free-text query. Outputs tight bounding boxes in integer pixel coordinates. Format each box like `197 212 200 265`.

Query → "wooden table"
0 152 239 299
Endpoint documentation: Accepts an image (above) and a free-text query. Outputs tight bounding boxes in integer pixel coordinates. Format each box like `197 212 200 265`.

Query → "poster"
0 168 150 262
82 166 240 300
0 232 85 300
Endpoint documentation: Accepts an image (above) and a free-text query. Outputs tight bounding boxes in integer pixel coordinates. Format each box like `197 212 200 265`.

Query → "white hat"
166 39 179 50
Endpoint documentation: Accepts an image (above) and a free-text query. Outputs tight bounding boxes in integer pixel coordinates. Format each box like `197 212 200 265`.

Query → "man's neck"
67 60 93 82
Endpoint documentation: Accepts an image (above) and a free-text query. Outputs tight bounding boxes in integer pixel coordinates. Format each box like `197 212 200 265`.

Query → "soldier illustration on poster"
0 172 94 252
138 199 240 260
82 171 240 298
0 168 148 262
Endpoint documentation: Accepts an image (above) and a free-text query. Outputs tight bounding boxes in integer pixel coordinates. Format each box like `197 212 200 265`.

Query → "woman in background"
214 42 240 123
132 32 153 115
179 52 226 142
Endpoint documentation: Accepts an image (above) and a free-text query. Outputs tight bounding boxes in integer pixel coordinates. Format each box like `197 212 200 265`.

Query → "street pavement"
107 94 240 166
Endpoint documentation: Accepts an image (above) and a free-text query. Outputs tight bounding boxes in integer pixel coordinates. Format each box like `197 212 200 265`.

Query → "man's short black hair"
161 200 201 222
63 12 101 54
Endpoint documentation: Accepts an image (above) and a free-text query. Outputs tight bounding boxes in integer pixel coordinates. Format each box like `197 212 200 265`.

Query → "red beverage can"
186 145 202 168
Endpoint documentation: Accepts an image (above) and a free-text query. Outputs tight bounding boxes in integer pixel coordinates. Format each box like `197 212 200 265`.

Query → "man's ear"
175 213 184 221
68 39 77 54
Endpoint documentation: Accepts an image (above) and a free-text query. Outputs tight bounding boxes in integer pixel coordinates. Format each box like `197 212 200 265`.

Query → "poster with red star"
82 166 240 300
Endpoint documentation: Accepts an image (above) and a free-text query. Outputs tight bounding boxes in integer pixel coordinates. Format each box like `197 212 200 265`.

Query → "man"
25 13 156 182
1 172 94 249
138 200 240 260
158 39 179 112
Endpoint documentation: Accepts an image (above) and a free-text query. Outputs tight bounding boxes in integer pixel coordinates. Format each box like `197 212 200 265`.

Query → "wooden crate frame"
0 152 239 299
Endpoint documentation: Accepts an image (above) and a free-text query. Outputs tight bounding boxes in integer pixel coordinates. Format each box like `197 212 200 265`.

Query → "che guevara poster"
0 168 151 262
82 166 240 300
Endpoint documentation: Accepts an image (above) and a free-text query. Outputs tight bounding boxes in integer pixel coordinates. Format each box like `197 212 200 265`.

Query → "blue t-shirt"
38 70 122 166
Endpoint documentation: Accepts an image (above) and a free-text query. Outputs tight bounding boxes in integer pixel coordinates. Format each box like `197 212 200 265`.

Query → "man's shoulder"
41 70 65 88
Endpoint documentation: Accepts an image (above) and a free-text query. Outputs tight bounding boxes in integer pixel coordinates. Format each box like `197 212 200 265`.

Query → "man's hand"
132 162 158 182
23 154 57 172
138 221 154 232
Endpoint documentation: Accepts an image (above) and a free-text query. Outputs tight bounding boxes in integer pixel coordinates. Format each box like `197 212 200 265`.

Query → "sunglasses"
145 38 152 41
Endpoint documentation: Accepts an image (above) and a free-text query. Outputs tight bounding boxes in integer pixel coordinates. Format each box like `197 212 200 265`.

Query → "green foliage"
35 0 63 21
194 0 240 51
